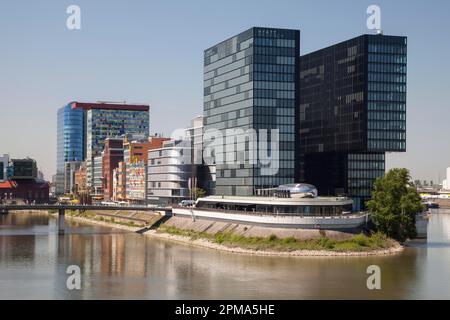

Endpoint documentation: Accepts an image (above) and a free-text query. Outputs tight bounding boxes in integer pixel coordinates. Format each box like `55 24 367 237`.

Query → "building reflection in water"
2 211 450 299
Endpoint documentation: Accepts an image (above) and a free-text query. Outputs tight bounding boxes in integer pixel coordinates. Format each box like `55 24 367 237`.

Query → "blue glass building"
56 103 85 194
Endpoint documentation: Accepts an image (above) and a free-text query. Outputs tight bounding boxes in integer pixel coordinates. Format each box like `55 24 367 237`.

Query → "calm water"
1 210 450 300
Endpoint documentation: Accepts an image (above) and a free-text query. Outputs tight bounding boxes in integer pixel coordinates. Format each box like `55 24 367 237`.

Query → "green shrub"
351 234 369 247
268 234 278 241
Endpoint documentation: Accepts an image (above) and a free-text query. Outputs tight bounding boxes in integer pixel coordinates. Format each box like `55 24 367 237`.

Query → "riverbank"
48 210 403 257
144 224 403 257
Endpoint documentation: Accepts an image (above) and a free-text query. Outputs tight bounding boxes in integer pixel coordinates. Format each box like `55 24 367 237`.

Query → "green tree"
192 187 206 200
367 168 423 242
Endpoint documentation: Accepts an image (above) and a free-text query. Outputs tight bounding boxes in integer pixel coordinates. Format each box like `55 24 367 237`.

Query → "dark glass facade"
204 27 300 196
299 34 407 210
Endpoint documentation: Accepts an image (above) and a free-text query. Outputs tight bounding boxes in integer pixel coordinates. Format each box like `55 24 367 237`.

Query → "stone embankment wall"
162 216 355 240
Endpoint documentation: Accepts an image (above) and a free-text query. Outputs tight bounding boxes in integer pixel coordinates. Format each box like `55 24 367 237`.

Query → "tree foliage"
367 168 423 242
192 187 206 200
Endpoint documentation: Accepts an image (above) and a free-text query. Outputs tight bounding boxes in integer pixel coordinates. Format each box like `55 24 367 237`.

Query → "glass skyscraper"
56 103 85 194
299 34 407 210
204 27 300 196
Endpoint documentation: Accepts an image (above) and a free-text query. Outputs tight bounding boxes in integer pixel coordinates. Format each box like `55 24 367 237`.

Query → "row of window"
254 63 295 74
368 54 407 64
368 111 406 121
348 161 385 170
253 115 295 125
253 72 295 82
254 89 295 100
348 169 385 179
254 55 296 65
368 92 406 102
368 130 406 140
368 44 407 55
369 82 406 93
254 37 296 48
368 140 406 150
368 102 406 112
368 120 406 131
368 63 406 74
368 73 406 83
254 46 296 57
254 98 296 108
254 81 295 91
348 153 385 161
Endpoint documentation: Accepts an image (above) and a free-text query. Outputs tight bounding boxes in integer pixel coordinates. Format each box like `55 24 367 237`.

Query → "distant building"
0 154 9 182
147 139 193 205
0 156 49 204
74 162 89 204
102 138 124 202
0 180 50 204
443 167 450 190
92 155 103 200
147 117 214 205
56 101 150 196
112 162 126 202
124 136 168 204
56 103 85 195
10 158 38 180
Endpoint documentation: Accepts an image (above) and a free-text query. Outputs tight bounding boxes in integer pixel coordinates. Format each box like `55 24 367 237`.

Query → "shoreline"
60 212 404 257
143 229 404 257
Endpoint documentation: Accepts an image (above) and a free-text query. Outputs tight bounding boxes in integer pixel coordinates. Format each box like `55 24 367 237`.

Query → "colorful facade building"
102 138 124 202
112 162 127 202
74 162 90 204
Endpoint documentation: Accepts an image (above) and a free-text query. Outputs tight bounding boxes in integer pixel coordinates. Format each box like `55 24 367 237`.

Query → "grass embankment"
157 225 396 252
59 210 146 228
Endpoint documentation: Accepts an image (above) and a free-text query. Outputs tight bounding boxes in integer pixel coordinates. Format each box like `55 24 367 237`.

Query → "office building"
56 103 85 195
203 27 300 196
102 138 124 201
56 101 150 196
299 34 407 209
10 158 38 180
147 139 193 205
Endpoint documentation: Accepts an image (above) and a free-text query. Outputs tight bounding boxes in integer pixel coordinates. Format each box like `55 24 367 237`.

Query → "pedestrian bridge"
0 204 172 234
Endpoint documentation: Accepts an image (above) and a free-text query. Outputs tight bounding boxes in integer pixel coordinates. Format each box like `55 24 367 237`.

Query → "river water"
0 209 449 300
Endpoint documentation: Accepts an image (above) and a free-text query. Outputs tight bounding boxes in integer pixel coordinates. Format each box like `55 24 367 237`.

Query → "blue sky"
1 0 449 183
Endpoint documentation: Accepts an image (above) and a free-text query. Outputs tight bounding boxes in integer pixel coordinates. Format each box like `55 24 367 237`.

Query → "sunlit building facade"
203 27 300 196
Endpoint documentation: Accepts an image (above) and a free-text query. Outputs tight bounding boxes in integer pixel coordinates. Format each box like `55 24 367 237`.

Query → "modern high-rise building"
56 103 85 194
203 27 300 196
299 34 407 209
56 101 150 196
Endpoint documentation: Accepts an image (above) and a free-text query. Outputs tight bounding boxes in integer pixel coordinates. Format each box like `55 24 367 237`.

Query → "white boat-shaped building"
173 184 369 230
